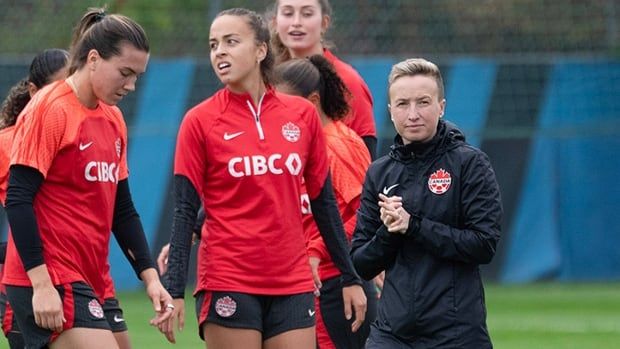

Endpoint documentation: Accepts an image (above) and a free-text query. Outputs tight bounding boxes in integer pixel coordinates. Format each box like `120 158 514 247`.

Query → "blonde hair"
388 58 445 100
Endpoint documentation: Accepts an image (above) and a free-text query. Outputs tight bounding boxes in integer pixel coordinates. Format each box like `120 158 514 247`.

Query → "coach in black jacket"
351 58 502 349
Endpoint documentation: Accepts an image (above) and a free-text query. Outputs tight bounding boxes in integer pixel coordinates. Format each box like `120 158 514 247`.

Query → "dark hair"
273 54 349 120
0 49 69 129
216 8 274 85
29 49 69 89
69 7 149 75
269 0 334 64
0 80 29 130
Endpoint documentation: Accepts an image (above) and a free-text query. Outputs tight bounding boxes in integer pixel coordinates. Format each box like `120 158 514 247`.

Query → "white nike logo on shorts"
308 309 315 317
113 314 125 323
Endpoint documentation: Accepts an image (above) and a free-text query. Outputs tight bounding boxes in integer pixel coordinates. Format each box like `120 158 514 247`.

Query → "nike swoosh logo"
113 315 125 323
308 309 315 317
382 183 399 195
79 141 94 151
223 131 244 141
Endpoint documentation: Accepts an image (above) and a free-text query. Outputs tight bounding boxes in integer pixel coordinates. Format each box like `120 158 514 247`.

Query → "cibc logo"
85 161 119 183
228 153 302 178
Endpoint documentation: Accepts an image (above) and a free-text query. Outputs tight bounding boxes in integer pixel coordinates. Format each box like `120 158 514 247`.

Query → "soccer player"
273 55 378 349
2 8 173 349
350 58 502 348
0 48 69 349
1 47 139 349
270 0 378 159
161 8 366 349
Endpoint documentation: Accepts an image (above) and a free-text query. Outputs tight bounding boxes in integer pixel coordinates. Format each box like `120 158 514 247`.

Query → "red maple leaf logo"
428 168 452 195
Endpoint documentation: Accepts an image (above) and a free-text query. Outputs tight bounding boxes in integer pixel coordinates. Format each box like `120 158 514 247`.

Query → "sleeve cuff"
404 214 422 237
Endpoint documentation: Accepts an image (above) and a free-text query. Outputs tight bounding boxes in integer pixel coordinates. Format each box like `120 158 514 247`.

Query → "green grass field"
116 283 620 348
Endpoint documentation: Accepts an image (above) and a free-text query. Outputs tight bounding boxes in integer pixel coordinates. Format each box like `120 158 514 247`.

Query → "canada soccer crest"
88 299 105 319
428 168 452 195
282 122 301 142
215 296 237 318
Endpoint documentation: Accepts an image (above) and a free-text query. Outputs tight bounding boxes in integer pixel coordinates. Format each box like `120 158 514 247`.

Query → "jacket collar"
390 120 465 161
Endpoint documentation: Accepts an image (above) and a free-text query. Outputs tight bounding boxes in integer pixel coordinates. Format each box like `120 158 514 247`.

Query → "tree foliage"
0 0 617 58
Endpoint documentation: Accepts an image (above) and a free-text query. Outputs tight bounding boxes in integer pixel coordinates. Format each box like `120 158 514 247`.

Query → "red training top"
324 49 376 139
0 126 16 205
175 87 329 295
0 125 15 295
303 121 371 280
2 81 126 303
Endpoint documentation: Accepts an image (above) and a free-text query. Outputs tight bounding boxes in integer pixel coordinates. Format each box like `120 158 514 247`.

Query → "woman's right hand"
32 283 65 332
157 243 171 275
309 256 322 296
378 193 402 228
157 235 198 275
28 265 65 333
342 284 367 333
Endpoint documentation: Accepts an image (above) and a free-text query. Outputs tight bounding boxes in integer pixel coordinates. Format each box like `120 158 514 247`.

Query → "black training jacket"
351 120 502 348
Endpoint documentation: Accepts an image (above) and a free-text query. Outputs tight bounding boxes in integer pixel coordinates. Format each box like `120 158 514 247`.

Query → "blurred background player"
351 58 502 348
2 8 173 349
273 54 378 349
0 47 69 349
269 0 378 159
161 8 366 349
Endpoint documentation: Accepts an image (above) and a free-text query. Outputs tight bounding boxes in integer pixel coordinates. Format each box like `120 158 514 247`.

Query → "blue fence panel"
444 58 497 147
502 61 620 282
109 59 195 289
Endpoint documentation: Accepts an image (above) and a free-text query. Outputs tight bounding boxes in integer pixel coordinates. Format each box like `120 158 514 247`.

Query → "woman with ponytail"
274 55 377 349
161 8 366 349
2 8 173 348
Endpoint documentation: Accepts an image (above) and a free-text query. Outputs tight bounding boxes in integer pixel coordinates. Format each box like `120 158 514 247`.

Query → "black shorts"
316 277 378 349
6 282 111 349
103 297 128 333
1 291 24 349
195 290 315 340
